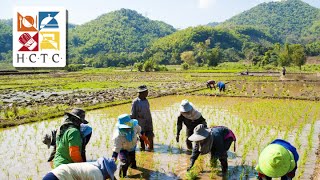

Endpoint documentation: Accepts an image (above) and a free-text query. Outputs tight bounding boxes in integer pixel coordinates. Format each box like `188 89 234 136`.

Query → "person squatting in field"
187 124 236 174
112 114 150 177
131 85 154 151
256 139 299 180
176 100 207 153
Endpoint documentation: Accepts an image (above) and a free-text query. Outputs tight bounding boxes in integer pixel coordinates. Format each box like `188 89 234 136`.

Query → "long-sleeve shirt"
112 125 141 153
176 115 207 136
190 126 230 165
53 128 83 168
131 97 153 132
50 163 103 180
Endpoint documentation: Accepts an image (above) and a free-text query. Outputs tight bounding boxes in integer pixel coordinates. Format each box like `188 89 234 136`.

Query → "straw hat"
255 144 296 178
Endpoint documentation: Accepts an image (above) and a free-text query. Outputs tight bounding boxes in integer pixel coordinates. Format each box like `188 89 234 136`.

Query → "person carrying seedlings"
216 81 226 92
42 157 117 180
187 124 236 174
256 139 299 180
42 123 92 162
176 99 207 153
131 85 154 151
206 80 215 90
112 114 149 177
53 108 89 168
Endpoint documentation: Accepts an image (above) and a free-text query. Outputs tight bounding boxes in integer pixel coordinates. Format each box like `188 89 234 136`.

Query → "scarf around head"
182 108 202 121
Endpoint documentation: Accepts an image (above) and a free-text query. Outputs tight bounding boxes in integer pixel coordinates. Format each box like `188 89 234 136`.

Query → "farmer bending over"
187 124 236 174
53 108 88 168
256 139 299 180
42 157 116 180
42 123 92 162
216 81 226 92
112 114 149 177
176 100 207 153
206 80 215 90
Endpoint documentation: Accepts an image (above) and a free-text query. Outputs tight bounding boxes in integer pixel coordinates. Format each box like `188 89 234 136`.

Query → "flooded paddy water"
0 95 319 180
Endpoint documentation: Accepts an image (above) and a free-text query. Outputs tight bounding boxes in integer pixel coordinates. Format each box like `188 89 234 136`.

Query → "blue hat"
94 157 117 180
117 114 133 129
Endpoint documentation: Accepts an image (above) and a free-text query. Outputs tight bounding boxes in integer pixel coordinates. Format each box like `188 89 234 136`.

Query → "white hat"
180 99 194 112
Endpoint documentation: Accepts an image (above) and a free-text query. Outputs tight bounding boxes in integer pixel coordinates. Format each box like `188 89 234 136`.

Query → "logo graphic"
40 32 60 50
13 7 66 67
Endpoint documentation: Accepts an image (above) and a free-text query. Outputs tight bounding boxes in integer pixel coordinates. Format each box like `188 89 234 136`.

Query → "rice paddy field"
0 70 319 179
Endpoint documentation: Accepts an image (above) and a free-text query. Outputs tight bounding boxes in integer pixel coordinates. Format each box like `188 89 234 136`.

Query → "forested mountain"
68 9 176 62
219 0 320 43
0 20 12 61
145 26 277 65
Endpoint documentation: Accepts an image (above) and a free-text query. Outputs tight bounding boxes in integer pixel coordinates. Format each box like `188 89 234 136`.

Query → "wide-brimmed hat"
180 99 194 112
188 124 210 141
65 108 88 124
94 157 117 180
137 85 148 93
117 114 134 129
255 144 296 178
42 133 52 149
105 158 116 180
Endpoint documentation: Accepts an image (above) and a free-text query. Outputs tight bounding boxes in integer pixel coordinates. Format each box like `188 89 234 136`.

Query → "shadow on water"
152 143 191 155
198 165 256 180
128 167 181 180
227 165 257 180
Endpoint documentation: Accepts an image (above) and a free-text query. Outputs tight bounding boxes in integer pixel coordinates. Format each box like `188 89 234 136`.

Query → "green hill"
146 26 277 64
68 8 176 60
219 0 320 43
0 20 12 61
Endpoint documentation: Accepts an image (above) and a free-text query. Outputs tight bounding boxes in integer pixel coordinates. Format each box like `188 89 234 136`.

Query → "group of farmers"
42 84 299 180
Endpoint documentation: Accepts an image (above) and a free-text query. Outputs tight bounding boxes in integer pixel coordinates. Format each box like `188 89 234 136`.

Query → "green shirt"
53 127 82 168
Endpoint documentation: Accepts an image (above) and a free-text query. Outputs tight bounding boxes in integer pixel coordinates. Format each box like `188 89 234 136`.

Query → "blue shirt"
217 82 225 89
271 139 299 163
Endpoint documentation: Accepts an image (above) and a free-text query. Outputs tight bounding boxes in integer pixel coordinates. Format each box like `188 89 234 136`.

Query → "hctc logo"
13 7 66 67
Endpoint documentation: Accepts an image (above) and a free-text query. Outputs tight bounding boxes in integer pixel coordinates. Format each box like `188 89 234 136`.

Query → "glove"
140 134 150 148
176 135 179 142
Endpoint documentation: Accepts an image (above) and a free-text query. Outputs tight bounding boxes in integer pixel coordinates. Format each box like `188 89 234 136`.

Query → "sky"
1 0 320 29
